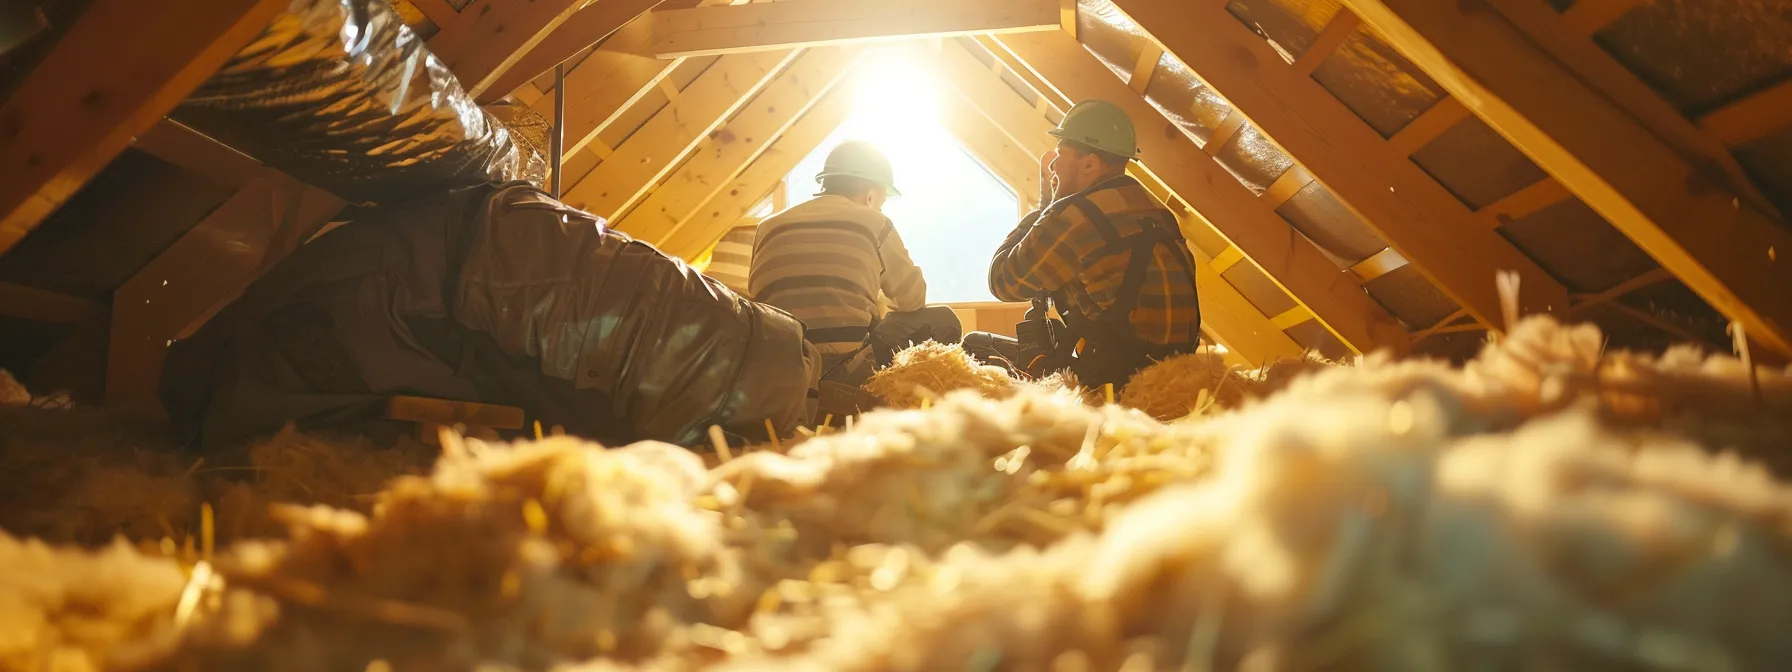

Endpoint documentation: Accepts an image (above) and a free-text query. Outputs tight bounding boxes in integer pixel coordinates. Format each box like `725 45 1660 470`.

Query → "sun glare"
845 52 942 149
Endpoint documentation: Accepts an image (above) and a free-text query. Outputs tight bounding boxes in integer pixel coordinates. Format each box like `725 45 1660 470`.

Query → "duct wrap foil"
170 0 546 203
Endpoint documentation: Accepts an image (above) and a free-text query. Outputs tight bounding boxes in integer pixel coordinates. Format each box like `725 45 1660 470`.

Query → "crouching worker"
160 181 822 453
985 99 1202 391
750 140 961 390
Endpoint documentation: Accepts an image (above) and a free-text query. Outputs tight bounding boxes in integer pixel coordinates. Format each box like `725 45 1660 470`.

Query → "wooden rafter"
1109 0 1569 332
562 49 799 221
0 0 289 259
658 86 855 259
425 0 592 98
480 0 666 103
0 283 108 325
940 95 1044 212
619 46 861 248
1476 177 1572 229
1699 80 1792 149
535 3 698 158
132 119 265 190
1343 0 1792 356
1291 9 1360 76
1483 0 1781 219
1567 267 1675 314
1387 98 1469 156
647 0 1058 58
988 32 1411 357
108 174 343 409
1559 0 1646 35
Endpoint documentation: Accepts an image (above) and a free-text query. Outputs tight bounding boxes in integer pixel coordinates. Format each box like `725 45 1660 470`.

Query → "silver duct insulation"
170 0 548 204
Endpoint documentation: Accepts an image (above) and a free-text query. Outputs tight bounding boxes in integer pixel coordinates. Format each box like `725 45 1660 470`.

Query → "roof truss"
646 0 1059 58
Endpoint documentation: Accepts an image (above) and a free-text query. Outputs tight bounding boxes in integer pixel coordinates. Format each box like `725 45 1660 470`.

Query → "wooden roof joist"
617 46 864 245
478 0 664 104
1339 0 1792 356
562 49 800 221
0 0 289 259
981 33 1409 357
1105 0 1570 333
646 0 1059 58
425 0 596 98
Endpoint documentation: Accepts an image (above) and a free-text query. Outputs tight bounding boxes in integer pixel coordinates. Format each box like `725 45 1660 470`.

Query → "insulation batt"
0 316 1790 671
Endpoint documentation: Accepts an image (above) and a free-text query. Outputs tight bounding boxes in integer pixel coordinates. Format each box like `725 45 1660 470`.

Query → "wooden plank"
1110 0 1570 331
1699 80 1792 149
1559 0 1646 35
1209 246 1245 274
0 0 289 259
1344 0 1792 355
661 87 854 259
650 0 1058 58
992 33 1412 357
534 10 686 158
1263 165 1314 208
0 282 108 325
1205 108 1246 154
1347 246 1409 282
562 49 798 221
1484 0 1781 219
107 174 344 409
1190 246 1306 365
479 0 662 104
1127 44 1163 93
428 0 592 98
1476 177 1572 228
1387 97 1469 156
132 119 265 190
1569 267 1674 314
620 47 859 247
970 35 1070 110
1270 305 1314 330
1291 9 1361 76
387 396 526 430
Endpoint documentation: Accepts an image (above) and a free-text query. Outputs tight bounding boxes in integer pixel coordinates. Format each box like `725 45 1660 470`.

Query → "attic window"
780 56 1020 304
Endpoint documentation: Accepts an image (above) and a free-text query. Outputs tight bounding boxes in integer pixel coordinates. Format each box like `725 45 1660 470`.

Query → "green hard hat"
815 140 900 196
1048 99 1138 159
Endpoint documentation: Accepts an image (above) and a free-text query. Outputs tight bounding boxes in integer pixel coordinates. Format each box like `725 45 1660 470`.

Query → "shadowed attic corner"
2 0 1792 669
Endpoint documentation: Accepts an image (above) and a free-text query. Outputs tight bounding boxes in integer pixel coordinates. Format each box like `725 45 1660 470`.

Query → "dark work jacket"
161 182 820 452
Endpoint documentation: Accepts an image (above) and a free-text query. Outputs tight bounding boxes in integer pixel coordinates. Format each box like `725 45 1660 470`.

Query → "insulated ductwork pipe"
170 0 547 203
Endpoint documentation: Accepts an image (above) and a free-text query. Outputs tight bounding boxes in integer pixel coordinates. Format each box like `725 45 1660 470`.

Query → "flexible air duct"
169 0 547 204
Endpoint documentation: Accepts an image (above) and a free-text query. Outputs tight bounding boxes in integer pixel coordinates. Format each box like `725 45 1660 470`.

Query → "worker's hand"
1038 149 1059 204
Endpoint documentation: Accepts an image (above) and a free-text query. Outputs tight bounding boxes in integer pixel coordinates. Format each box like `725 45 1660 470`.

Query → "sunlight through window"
782 52 1020 304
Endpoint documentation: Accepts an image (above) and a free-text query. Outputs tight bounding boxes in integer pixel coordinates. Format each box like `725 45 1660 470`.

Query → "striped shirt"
989 174 1201 346
749 195 927 356
704 224 756 294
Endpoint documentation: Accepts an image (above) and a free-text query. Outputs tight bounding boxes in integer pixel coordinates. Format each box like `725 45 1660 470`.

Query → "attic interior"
2 0 1791 669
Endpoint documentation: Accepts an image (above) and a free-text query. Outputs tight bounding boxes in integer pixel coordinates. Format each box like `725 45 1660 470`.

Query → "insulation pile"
2 316 1792 671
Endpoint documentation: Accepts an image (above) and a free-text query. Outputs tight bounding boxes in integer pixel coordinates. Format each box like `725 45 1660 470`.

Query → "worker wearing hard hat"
750 140 961 387
985 99 1201 390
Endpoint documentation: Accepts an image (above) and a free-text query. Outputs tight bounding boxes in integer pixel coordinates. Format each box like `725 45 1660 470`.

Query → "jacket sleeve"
876 220 928 312
988 208 1078 302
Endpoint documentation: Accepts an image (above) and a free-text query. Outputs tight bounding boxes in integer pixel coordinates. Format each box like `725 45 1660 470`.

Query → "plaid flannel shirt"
988 174 1201 347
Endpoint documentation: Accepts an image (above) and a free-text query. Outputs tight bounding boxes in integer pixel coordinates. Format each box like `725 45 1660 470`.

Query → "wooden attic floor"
0 0 1788 409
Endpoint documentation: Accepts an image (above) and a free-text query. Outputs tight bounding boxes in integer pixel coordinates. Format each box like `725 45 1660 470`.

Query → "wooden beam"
660 86 854 259
1205 109 1246 154
1484 0 1781 219
536 11 686 158
428 0 591 98
0 283 107 325
482 0 665 102
0 0 289 259
1475 177 1571 228
991 33 1411 357
648 0 1058 58
970 35 1070 110
1291 9 1360 76
108 174 344 410
1699 80 1792 149
1209 246 1246 275
1559 0 1645 35
1348 246 1410 283
621 47 860 248
132 119 265 190
1568 267 1674 314
1270 305 1314 330
1109 0 1569 331
1263 165 1314 209
1127 44 1163 93
1387 97 1469 156
1343 0 1792 355
563 49 799 221
1189 245 1306 365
